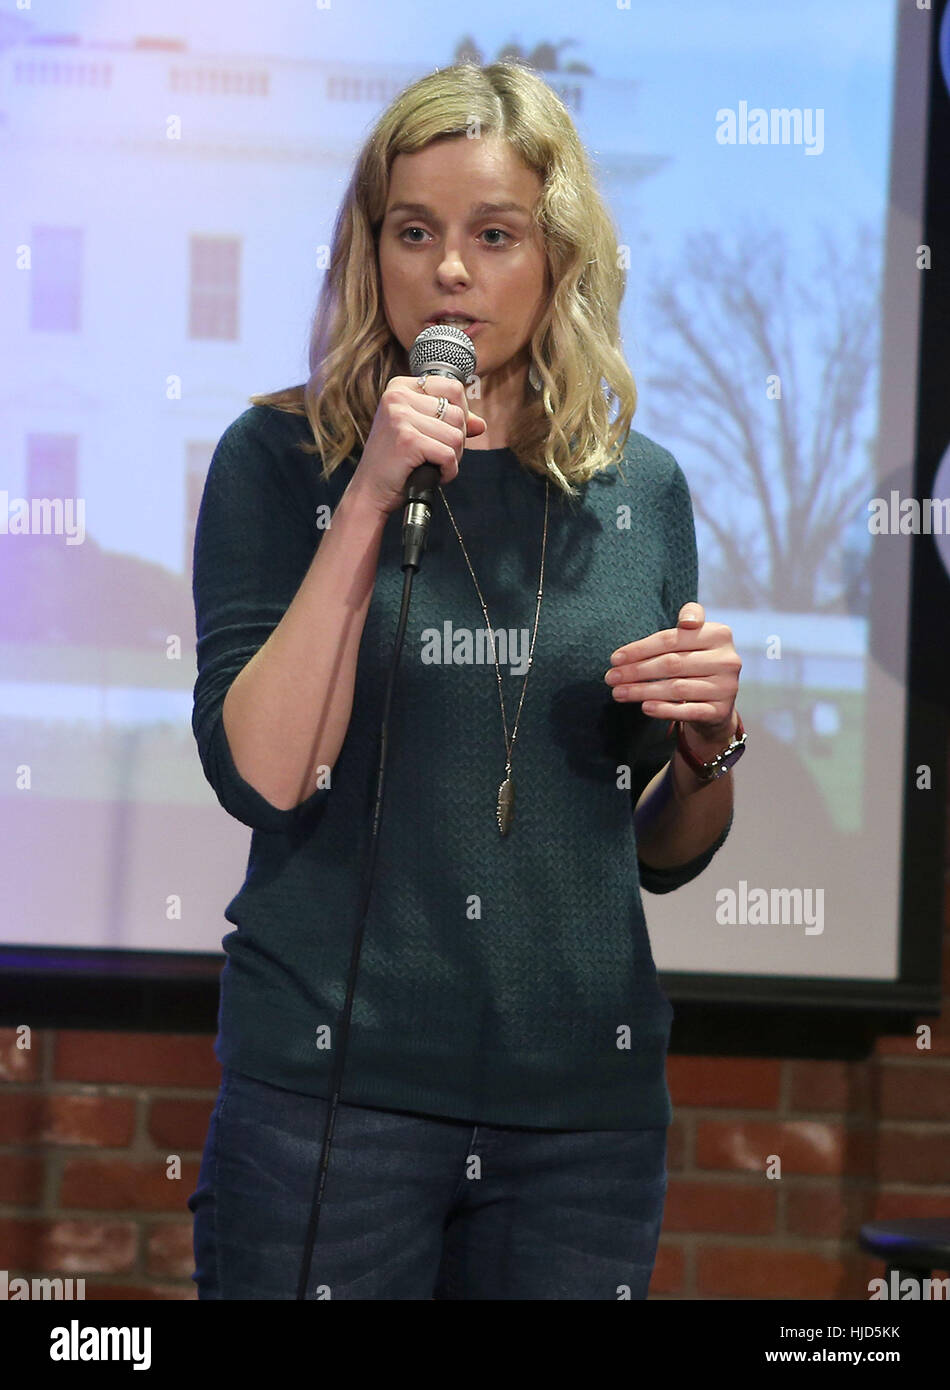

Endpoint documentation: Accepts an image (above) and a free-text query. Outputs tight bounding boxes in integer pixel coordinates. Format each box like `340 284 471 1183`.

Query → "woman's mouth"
424 317 484 336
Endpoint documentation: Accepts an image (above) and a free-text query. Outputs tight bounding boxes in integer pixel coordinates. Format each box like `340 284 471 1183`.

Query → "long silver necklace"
438 476 549 835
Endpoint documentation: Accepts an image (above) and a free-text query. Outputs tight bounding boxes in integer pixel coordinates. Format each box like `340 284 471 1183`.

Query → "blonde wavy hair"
250 61 637 497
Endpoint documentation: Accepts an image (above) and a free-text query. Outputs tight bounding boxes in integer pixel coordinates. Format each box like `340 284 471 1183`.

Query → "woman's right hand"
346 376 487 517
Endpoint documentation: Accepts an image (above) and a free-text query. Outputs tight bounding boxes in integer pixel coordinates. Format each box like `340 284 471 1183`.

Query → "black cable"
294 551 421 1299
293 335 466 1299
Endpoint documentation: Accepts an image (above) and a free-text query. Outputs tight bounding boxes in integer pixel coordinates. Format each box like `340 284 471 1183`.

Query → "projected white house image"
0 4 919 988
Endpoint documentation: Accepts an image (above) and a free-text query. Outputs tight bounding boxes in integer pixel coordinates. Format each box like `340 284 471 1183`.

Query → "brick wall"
1 884 947 1299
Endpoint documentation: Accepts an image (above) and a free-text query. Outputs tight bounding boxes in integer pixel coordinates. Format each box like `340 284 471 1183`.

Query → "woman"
187 60 744 1301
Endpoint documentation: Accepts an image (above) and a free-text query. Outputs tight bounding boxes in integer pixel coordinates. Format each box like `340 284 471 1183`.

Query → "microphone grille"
409 323 477 382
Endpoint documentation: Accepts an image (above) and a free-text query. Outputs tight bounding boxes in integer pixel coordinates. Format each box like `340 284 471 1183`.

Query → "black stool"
859 1219 950 1297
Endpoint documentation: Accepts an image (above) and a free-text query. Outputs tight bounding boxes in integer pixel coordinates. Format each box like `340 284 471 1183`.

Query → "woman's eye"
398 227 511 246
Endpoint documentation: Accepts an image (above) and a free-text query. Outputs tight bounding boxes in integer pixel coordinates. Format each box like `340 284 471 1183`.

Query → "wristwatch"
670 711 746 783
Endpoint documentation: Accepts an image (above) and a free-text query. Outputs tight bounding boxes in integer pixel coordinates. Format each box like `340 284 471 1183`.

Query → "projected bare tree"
644 223 881 612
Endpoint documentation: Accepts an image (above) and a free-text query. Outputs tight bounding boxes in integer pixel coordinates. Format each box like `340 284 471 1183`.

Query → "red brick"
663 1179 777 1234
876 957 950 1053
667 1115 686 1170
786 1060 875 1113
0 1026 43 1082
696 1120 875 1177
144 1222 194 1279
147 1098 214 1150
843 1257 883 1299
785 1183 876 1238
877 1128 950 1183
0 1092 135 1146
0 1153 44 1205
59 1159 201 1213
81 1282 196 1300
53 1032 219 1088
696 1244 847 1298
840 1255 886 1299
650 1240 685 1295
879 1064 950 1119
876 1026 950 1057
668 1056 781 1108
0 1218 137 1273
874 1189 950 1219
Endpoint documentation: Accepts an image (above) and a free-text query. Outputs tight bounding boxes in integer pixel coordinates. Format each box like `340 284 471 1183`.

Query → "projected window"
188 236 241 341
29 225 82 333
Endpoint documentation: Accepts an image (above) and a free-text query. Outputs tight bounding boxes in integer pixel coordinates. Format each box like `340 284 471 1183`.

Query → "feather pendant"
497 777 514 836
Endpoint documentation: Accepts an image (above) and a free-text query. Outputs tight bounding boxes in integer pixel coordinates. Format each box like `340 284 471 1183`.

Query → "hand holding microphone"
345 325 484 518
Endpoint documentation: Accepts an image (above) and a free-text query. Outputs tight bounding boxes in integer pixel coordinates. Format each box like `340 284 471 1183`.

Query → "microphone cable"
294 327 475 1299
293 553 418 1299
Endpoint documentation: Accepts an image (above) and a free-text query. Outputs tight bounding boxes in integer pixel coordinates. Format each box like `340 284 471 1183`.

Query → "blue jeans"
187 1066 668 1300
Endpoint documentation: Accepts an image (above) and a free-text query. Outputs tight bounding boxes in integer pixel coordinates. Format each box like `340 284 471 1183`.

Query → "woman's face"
377 135 550 383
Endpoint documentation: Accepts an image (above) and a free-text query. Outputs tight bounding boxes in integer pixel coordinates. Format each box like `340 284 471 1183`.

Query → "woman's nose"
437 248 470 284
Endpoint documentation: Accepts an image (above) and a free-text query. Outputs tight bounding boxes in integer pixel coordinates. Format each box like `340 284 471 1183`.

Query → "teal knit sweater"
191 403 732 1129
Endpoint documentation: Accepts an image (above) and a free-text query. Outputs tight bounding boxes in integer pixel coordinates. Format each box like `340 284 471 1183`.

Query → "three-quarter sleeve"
191 407 332 833
633 454 733 893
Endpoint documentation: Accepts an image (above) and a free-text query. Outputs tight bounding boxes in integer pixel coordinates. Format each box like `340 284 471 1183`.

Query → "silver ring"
434 396 448 421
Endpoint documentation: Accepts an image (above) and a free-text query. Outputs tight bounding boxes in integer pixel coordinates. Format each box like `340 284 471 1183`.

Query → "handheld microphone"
401 323 477 571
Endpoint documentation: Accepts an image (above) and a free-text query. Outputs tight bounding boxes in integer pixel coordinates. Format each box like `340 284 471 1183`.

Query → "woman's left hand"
604 603 742 746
